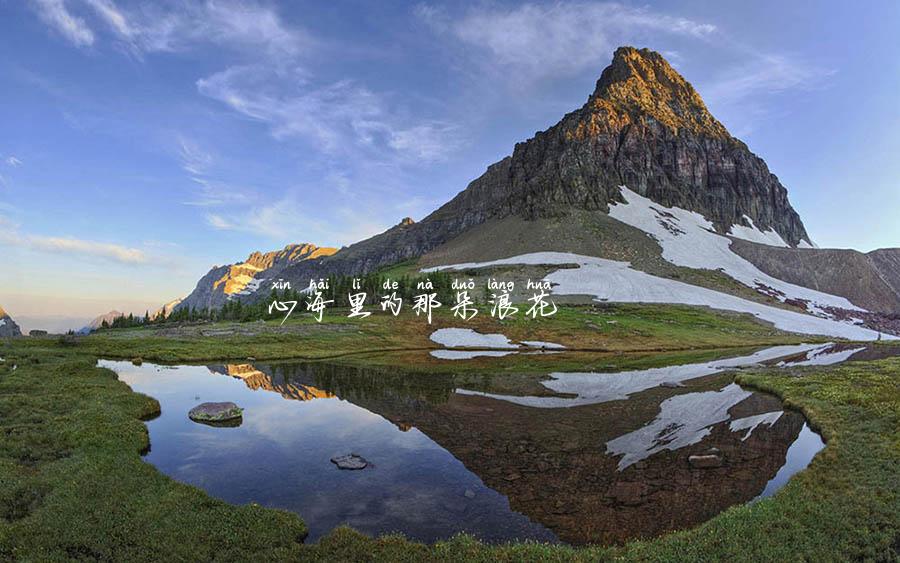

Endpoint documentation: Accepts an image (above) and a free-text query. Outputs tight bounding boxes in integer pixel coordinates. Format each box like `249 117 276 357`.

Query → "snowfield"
726 215 789 247
454 344 825 409
429 328 519 349
608 186 860 315
426 252 893 341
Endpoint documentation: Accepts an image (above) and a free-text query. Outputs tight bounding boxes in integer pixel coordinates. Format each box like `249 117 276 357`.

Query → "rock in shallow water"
331 453 368 470
688 453 724 469
188 402 243 424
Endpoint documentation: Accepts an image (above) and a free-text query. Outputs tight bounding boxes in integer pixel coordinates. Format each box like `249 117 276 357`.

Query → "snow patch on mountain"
727 215 789 247
426 252 893 341
608 186 860 315
234 277 266 296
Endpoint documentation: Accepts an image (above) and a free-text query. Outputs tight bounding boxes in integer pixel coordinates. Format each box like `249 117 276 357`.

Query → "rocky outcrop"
0 306 22 338
178 243 337 311
731 241 900 313
269 47 812 288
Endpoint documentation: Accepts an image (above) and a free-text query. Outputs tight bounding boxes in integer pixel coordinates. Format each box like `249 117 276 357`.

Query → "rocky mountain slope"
271 46 813 284
171 47 897 338
731 242 900 314
0 305 22 338
178 243 336 312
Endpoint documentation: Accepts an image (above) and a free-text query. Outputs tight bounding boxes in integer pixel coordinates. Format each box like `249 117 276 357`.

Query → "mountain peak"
588 46 728 138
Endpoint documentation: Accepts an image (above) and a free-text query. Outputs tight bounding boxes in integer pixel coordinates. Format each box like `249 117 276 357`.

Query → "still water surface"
103 343 895 545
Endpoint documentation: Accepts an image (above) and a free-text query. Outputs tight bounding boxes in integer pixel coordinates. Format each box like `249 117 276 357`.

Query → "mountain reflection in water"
100 344 898 545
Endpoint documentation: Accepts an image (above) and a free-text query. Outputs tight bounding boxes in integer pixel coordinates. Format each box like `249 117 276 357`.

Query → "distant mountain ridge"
0 305 22 338
177 243 337 312
78 310 126 334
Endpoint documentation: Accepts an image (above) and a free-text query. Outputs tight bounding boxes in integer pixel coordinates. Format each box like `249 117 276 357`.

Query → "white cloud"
5 156 23 167
421 2 716 82
30 0 95 47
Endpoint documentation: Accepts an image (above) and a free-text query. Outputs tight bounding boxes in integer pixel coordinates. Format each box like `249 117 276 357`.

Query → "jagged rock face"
179 243 337 311
271 47 811 287
0 305 22 338
437 46 810 244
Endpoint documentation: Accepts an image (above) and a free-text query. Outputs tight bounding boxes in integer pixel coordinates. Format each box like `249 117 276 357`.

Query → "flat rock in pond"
659 381 685 388
331 453 368 470
188 401 243 424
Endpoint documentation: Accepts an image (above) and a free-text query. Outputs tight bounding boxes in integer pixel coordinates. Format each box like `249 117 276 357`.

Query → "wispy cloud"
30 0 308 56
205 213 233 230
418 2 716 83
26 235 148 263
184 177 255 207
175 137 255 207
196 65 460 162
178 136 212 175
204 191 388 247
4 156 23 167
30 0 95 47
702 54 836 106
0 218 149 264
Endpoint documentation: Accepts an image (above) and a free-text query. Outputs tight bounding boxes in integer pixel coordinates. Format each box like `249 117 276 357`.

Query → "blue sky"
1 0 898 330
